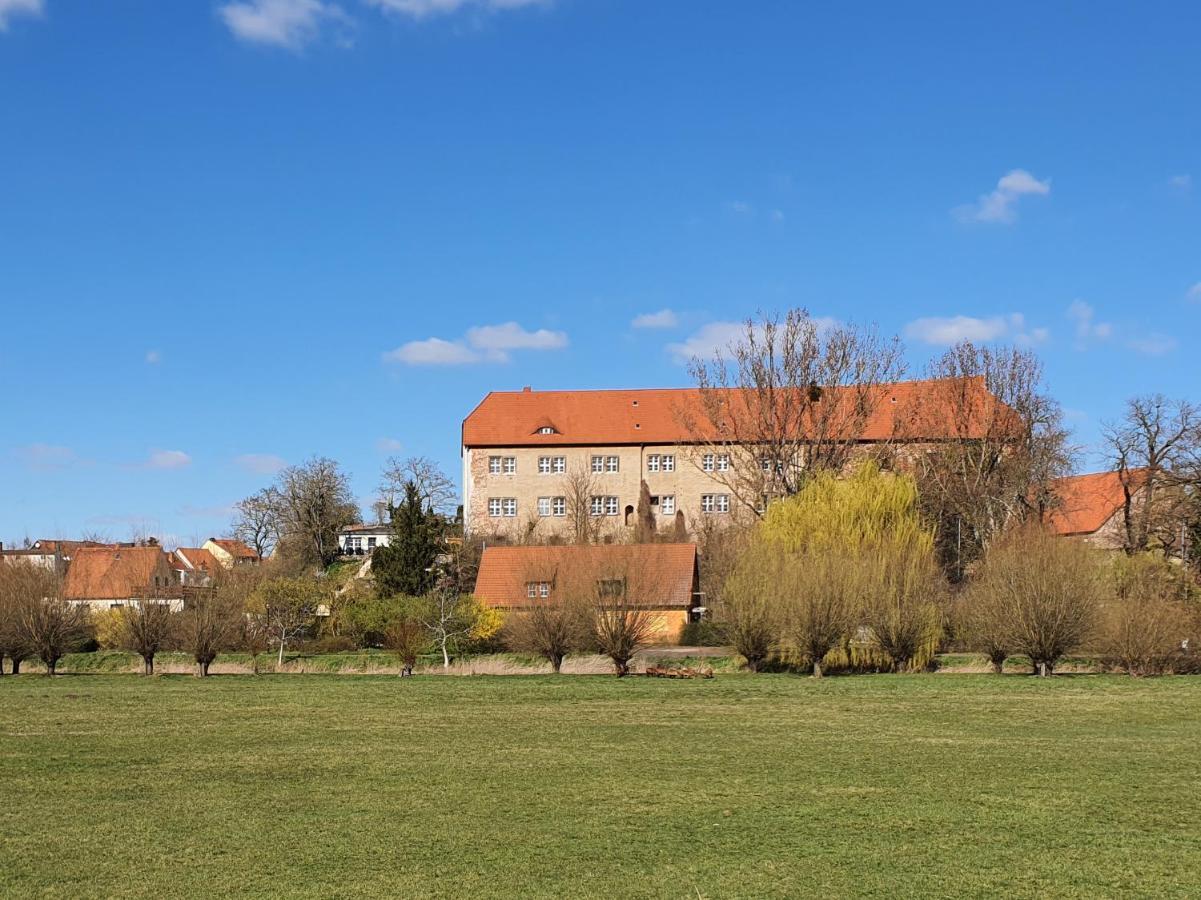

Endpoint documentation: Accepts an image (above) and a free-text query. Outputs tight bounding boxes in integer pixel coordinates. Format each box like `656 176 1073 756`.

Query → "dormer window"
537 426 555 435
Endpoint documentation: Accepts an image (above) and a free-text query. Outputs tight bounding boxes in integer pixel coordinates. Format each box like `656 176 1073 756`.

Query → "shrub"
858 544 944 672
91 607 124 650
677 619 728 647
968 526 1102 676
1099 554 1194 676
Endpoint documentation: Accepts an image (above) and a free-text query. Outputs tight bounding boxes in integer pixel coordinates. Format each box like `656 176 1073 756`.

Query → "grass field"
2 674 1199 898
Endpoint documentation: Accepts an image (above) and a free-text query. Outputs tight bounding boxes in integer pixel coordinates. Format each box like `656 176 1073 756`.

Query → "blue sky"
1 0 1198 547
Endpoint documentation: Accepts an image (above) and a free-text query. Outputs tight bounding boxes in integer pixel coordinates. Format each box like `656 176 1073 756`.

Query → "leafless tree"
416 587 477 670
13 566 89 676
249 577 323 667
379 455 458 517
682 308 906 517
1102 395 1201 556
232 488 283 560
560 466 603 545
778 551 859 677
117 598 177 675
914 342 1074 579
0 561 40 674
178 589 241 677
576 552 662 676
720 546 782 672
1099 554 1196 676
968 525 1101 676
269 457 360 568
502 563 587 673
384 617 426 676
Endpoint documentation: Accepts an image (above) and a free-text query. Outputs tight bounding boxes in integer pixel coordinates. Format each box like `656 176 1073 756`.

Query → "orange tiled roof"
1046 469 1147 536
462 377 1013 448
209 539 259 560
474 543 699 609
175 548 221 573
62 547 177 600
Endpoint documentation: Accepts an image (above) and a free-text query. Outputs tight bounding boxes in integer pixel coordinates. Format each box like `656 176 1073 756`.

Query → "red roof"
175 548 221 573
62 547 177 600
474 543 699 609
462 377 1013 448
208 539 259 560
1046 469 1146 536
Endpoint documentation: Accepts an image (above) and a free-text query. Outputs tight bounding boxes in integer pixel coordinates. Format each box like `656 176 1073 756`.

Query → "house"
473 542 702 644
460 378 1012 538
1046 469 1148 549
202 538 260 567
62 546 183 611
337 523 392 557
0 539 132 572
173 547 222 585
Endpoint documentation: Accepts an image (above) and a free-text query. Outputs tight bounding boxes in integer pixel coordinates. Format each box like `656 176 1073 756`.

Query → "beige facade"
464 443 761 540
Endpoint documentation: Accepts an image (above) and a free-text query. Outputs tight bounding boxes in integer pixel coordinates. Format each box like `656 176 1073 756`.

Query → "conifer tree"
373 481 442 597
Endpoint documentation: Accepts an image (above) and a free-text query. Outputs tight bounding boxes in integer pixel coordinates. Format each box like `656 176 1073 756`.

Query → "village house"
460 378 1009 540
1046 468 1149 550
172 547 223 586
202 538 260 567
61 546 184 612
473 542 702 644
337 523 392 556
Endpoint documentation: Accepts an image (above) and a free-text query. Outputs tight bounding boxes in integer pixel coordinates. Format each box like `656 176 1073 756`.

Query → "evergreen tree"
373 481 442 597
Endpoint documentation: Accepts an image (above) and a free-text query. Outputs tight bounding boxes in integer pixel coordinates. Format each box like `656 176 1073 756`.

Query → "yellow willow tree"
726 462 943 675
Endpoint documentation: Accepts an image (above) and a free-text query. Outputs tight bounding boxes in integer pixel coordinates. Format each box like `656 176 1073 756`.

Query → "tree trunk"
144 656 154 676
441 640 450 671
46 659 57 677
990 656 1004 675
11 658 20 675
614 658 629 677
277 640 285 668
812 659 823 678
1037 660 1049 678
551 654 563 674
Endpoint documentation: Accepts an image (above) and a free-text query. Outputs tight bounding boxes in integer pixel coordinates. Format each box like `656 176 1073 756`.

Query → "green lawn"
1 674 1198 898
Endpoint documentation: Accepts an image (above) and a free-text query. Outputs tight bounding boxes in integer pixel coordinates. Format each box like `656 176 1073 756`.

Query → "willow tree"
724 462 943 674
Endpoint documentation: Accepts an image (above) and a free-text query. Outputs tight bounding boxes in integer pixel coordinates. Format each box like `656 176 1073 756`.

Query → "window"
488 498 518 517
537 455 565 474
647 454 660 472
367 537 377 550
648 454 674 472
702 453 714 472
606 455 619 473
538 497 552 517
591 455 604 473
597 578 626 598
701 494 730 514
526 581 551 598
662 455 675 472
503 456 516 475
489 456 502 474
717 453 730 471
552 497 566 517
537 426 556 434
590 495 619 516
660 495 675 515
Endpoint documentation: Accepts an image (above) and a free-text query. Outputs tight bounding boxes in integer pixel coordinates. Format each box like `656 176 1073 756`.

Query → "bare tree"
577 552 662 676
417 587 477 670
1099 554 1196 676
779 552 859 677
720 548 782 672
270 457 360 569
384 616 427 676
15 567 89 677
379 455 458 517
914 342 1073 579
957 586 1012 674
560 466 603 545
968 526 1101 676
232 488 283 560
116 598 176 675
858 544 945 672
502 564 586 673
0 561 42 674
1103 395 1200 556
178 589 240 677
682 308 906 516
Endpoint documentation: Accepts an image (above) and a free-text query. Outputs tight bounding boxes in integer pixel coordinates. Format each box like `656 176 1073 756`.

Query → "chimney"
522 386 532 392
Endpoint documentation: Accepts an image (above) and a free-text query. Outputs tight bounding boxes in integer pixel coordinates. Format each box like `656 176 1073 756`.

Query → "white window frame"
647 454 660 473
488 498 503 517
537 497 552 517
660 495 675 515
589 496 604 516
489 456 502 475
503 456 517 475
605 456 619 473
552 496 566 517
701 494 730 514
702 453 714 472
502 498 517 517
604 496 619 516
717 454 730 472
552 456 565 473
591 455 604 473
662 454 675 472
538 457 552 475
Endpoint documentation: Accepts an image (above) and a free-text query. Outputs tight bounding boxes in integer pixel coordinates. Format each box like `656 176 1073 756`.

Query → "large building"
461 377 1008 539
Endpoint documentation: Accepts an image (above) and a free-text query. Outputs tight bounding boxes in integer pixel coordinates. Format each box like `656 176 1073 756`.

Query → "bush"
1099 554 1195 676
304 635 358 654
678 619 728 647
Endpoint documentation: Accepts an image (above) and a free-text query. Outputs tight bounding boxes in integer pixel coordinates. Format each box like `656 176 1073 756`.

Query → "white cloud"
15 443 77 471
1169 174 1192 192
727 201 753 216
1187 282 1201 303
0 0 42 31
904 313 1048 346
665 317 840 365
234 453 287 475
145 449 192 470
376 437 404 453
953 169 1051 225
1127 334 1178 356
631 309 679 330
366 0 547 17
218 0 349 50
1065 300 1113 348
383 322 566 366
465 321 567 353
145 350 162 365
